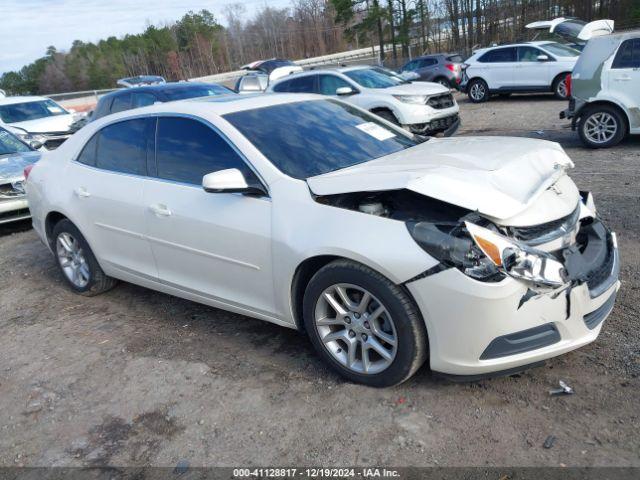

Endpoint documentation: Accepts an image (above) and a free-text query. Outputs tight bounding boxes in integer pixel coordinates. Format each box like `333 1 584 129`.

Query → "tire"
578 105 627 149
435 77 450 88
303 259 428 387
467 78 489 103
52 219 118 296
552 74 570 99
372 109 399 125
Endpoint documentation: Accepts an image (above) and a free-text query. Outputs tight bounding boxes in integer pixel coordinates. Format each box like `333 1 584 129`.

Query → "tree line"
1 0 638 95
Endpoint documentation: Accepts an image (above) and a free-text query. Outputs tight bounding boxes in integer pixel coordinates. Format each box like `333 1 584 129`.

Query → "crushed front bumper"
406 219 620 377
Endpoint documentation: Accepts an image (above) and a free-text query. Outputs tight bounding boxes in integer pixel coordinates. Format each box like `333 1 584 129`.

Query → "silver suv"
561 31 640 148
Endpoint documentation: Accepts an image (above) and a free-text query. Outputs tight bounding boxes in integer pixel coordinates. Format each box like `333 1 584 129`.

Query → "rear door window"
612 39 640 69
154 117 255 186
95 118 153 175
518 46 545 62
418 58 438 68
131 92 157 108
110 93 132 114
479 47 517 63
273 75 317 93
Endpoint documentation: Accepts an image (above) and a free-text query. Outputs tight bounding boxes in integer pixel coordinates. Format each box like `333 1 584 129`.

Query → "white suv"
460 41 580 102
561 31 640 148
267 66 460 136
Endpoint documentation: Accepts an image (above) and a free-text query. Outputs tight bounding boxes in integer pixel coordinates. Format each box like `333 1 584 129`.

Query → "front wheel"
52 219 118 296
467 79 489 103
303 260 428 387
578 106 627 148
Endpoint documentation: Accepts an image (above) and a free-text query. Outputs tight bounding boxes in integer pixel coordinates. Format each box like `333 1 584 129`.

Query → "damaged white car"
26 95 620 387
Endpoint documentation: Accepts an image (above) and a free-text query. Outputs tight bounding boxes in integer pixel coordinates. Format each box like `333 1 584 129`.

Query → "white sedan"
25 94 619 386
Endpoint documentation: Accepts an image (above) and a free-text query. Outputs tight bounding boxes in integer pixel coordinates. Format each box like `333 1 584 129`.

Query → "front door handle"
74 187 90 198
150 204 172 217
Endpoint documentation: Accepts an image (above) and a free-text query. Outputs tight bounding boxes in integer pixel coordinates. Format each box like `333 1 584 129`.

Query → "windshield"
0 128 31 155
224 99 417 179
371 67 407 84
343 69 399 89
163 85 233 101
0 99 68 124
542 42 581 57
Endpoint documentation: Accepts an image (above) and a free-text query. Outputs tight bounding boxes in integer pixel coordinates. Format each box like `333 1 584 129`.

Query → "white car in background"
0 96 82 149
268 66 460 136
26 94 619 386
460 41 580 102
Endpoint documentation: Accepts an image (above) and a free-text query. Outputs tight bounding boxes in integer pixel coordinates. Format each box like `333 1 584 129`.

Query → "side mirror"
336 86 356 96
537 54 550 62
29 140 44 150
202 168 266 196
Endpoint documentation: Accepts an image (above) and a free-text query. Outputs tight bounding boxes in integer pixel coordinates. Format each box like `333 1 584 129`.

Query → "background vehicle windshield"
542 42 580 57
0 128 31 155
224 99 417 179
0 99 68 123
164 85 233 100
343 69 399 89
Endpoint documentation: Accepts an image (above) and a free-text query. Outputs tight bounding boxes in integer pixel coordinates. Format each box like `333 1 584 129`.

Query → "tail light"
24 164 34 180
445 63 456 72
566 73 572 97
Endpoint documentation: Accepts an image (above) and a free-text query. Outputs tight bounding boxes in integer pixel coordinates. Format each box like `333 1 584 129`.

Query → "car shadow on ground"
0 219 32 238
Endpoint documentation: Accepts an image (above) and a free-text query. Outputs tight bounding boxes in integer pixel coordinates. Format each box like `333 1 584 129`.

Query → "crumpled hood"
381 82 450 96
307 136 575 220
8 114 75 134
0 151 41 182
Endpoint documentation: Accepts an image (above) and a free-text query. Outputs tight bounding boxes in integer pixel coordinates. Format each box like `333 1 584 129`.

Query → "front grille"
426 93 455 109
0 182 25 199
508 205 580 245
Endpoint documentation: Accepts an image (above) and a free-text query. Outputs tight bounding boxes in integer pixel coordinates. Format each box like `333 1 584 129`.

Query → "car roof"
0 95 50 106
91 93 324 124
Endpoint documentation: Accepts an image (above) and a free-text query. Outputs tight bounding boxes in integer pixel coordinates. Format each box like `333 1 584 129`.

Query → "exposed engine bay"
315 189 619 304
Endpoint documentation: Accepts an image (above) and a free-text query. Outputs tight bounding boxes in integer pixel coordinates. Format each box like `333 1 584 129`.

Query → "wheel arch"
580 100 631 134
45 211 70 248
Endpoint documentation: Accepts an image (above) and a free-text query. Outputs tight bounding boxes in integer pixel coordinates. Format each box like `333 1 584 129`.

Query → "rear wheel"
578 105 627 148
467 79 489 103
303 259 428 387
435 77 450 88
553 74 570 99
52 219 117 296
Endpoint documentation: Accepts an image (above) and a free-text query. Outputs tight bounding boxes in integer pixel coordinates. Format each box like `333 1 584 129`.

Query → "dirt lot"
0 93 639 469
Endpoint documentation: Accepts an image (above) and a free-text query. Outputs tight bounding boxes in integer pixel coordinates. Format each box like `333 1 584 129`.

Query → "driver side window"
318 75 352 95
154 117 259 187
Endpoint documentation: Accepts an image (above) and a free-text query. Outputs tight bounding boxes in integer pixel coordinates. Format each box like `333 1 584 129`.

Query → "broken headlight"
465 222 569 289
406 221 504 281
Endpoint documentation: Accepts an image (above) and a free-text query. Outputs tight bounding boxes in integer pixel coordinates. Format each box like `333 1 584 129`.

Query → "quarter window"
613 39 640 69
478 47 517 63
95 118 151 175
76 134 98 166
155 117 254 186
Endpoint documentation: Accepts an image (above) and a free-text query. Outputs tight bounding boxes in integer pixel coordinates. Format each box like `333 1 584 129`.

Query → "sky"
1 0 291 74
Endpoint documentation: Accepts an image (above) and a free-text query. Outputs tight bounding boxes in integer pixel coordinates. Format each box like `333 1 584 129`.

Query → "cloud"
1 0 289 73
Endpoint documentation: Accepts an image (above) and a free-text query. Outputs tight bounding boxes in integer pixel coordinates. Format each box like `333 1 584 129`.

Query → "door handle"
74 187 90 198
614 76 631 81
150 204 172 217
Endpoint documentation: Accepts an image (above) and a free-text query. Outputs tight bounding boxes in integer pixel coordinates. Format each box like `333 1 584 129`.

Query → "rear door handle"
149 204 172 217
74 187 90 198
614 75 631 81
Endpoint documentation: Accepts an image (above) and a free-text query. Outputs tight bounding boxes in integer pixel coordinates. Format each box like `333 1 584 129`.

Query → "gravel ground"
0 93 638 468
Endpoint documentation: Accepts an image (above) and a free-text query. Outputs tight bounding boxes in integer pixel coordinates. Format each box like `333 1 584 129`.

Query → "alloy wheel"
469 82 486 101
314 283 397 375
56 232 90 288
556 78 568 98
584 112 618 144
